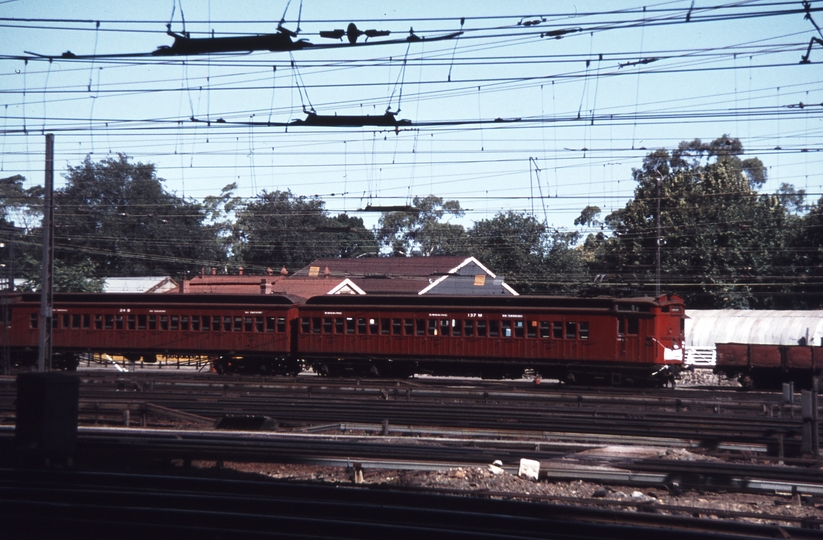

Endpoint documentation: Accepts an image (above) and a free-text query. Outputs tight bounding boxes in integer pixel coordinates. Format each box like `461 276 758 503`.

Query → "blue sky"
1 0 821 234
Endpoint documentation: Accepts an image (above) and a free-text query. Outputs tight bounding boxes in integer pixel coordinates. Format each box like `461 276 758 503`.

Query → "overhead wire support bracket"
800 0 823 63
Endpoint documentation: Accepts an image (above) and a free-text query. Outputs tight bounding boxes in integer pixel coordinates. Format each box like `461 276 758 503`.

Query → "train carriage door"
618 314 641 362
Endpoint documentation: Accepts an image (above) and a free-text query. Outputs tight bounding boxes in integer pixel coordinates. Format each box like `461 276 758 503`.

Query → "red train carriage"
0 293 298 374
296 294 685 385
715 343 823 389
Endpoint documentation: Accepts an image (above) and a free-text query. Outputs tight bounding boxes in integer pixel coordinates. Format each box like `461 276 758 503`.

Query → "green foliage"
232 190 377 271
18 254 104 293
602 136 797 308
54 154 227 278
377 195 468 256
0 174 42 229
468 211 587 294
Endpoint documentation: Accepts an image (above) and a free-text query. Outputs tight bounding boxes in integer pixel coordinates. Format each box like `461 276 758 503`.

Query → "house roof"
103 276 178 294
294 256 498 279
181 274 287 294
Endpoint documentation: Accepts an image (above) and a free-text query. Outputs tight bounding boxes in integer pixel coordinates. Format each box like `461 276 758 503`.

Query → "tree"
467 211 588 294
232 190 377 271
376 195 468 256
53 154 227 278
0 174 42 229
18 254 104 293
603 136 795 308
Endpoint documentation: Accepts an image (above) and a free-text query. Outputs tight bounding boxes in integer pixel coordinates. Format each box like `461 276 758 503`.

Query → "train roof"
304 293 682 310
11 292 295 306
686 310 823 347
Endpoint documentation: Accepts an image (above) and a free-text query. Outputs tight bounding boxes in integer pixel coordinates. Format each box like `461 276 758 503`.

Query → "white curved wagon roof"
685 310 823 348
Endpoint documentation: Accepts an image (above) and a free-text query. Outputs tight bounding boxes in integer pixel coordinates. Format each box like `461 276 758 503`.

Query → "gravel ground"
194 448 823 528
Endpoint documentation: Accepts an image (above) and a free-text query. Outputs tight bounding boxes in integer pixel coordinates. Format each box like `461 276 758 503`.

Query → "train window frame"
335 317 344 334
170 315 179 331
527 320 537 339
428 319 438 336
148 315 157 331
357 318 367 334
539 321 550 338
94 314 103 330
476 319 487 337
180 316 188 331
381 318 391 335
138 314 147 330
489 320 500 337
514 320 525 338
233 316 243 332
62 314 70 328
346 318 355 334
264 316 274 332
213 317 222 332
579 322 589 340
323 317 333 334
452 319 462 337
565 321 577 339
392 318 402 335
627 317 639 335
223 316 232 332
82 314 90 329
416 319 426 336
502 320 513 337
301 317 311 333
276 317 286 333
245 317 254 332
116 315 124 330
30 313 38 329
368 318 378 334
202 315 212 331
439 319 450 337
160 315 169 331
128 314 136 330
311 317 322 334
464 319 474 337
255 316 263 332
553 322 563 339
405 319 414 335
191 316 200 331
105 314 114 330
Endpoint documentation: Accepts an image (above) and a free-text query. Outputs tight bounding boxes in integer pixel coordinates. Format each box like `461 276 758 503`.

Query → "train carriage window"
369 318 378 334
416 319 426 336
515 321 525 338
264 316 274 332
255 316 263 332
476 320 487 337
527 321 537 338
301 318 311 333
82 314 90 329
323 318 333 333
233 316 243 332
428 319 438 336
148 315 157 330
213 317 222 332
30 313 38 329
440 319 450 337
94 314 103 330
465 319 474 337
357 318 367 334
138 314 147 330
190 316 199 331
566 322 577 339
128 314 136 330
502 320 513 337
52 317 57 328
160 316 169 331
170 316 179 331
489 320 500 337
381 318 391 335
553 322 563 339
105 314 114 330
63 314 70 328
579 322 589 340
335 318 344 334
627 317 639 335
539 321 550 338
452 319 462 337
311 317 322 334
392 319 402 335
245 317 254 332
180 316 188 331
405 319 414 335
346 318 355 334
202 315 211 331
276 317 286 333
222 316 232 332
116 315 124 330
